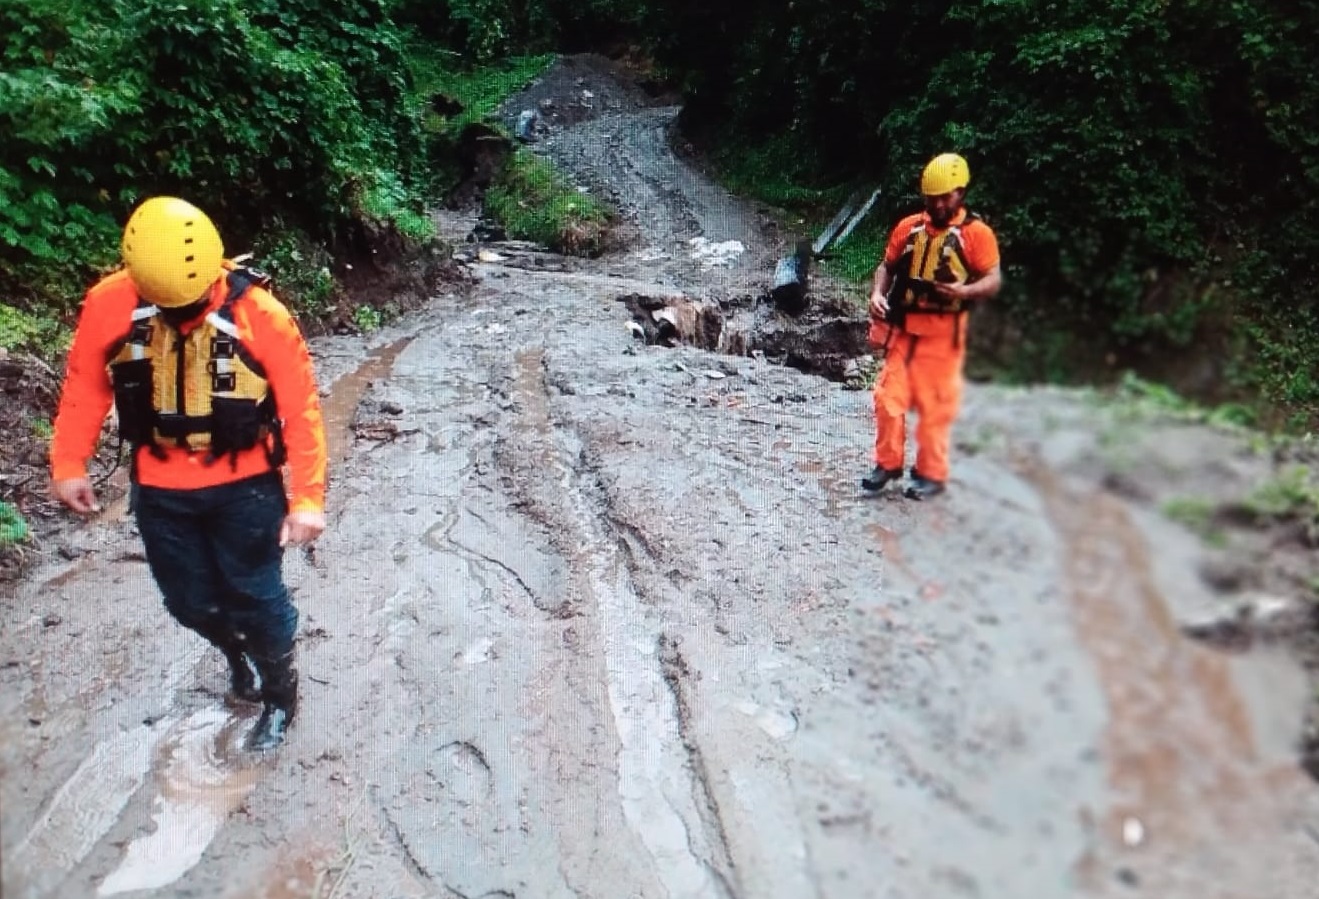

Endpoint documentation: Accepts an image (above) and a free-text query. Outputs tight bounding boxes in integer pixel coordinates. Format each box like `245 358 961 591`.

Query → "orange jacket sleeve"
243 289 328 514
49 273 136 482
962 220 1001 276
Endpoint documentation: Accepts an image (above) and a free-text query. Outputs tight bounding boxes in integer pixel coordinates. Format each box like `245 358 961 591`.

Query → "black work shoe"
903 474 946 500
861 465 904 492
245 703 294 752
222 649 262 704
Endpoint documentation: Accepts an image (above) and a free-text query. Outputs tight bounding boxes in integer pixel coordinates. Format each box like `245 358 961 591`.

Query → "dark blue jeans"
132 471 297 662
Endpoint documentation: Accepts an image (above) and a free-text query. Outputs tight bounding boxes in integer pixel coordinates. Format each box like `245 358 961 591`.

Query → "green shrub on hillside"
1 0 428 317
485 151 612 255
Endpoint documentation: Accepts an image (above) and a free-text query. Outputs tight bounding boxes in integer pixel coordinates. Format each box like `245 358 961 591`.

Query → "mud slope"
4 54 1319 899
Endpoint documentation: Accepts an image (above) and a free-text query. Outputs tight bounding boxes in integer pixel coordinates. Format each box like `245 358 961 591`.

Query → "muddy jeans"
132 471 297 662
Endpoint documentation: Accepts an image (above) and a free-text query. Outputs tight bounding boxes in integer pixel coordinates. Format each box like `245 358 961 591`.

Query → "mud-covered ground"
6 55 1319 899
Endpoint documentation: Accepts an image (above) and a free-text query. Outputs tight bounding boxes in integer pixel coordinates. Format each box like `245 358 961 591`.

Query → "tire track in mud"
501 346 740 898
657 636 741 899
1027 460 1314 896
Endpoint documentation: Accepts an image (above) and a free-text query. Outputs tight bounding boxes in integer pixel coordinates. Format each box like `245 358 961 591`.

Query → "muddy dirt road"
5 55 1319 899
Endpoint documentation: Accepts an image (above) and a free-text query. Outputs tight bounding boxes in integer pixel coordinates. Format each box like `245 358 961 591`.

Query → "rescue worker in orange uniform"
49 196 328 751
863 153 1002 499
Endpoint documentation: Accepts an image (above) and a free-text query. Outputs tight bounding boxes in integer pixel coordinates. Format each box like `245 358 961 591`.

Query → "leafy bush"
0 502 29 547
0 303 68 357
1 0 430 323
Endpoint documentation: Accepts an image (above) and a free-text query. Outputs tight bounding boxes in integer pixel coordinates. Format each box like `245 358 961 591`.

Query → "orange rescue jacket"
880 208 1000 345
50 263 328 513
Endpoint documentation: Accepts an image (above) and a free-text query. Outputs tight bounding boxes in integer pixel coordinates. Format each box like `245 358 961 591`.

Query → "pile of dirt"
494 52 676 137
327 232 471 335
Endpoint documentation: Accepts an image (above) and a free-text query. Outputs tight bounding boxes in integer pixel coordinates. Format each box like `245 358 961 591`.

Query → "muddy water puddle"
97 707 264 895
8 707 265 898
322 338 414 462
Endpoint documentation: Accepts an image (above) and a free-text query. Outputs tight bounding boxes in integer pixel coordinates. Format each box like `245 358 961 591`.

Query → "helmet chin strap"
158 295 210 326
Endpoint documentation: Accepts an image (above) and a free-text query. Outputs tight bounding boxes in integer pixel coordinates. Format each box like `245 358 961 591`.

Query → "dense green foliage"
392 0 640 60
0 0 431 324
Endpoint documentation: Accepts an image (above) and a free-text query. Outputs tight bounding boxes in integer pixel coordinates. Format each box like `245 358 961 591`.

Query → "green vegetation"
485 151 612 255
3 0 1318 429
0 304 67 357
0 502 30 547
29 417 53 441
1104 372 1259 429
406 45 554 188
1161 496 1225 546
409 47 555 136
2 0 432 309
249 225 338 319
1242 466 1319 523
353 304 384 332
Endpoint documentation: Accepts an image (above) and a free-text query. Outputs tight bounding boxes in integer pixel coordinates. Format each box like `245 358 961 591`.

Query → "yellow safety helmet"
920 153 971 196
121 197 224 307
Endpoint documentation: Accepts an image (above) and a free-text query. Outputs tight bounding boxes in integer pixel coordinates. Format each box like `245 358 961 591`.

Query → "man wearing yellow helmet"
862 153 1002 499
49 196 328 751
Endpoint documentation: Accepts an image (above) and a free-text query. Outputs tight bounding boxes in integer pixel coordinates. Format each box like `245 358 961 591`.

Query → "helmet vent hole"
187 273 198 279
185 255 195 262
184 237 194 244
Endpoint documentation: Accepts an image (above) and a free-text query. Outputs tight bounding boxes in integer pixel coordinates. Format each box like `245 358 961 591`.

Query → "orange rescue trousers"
871 331 965 483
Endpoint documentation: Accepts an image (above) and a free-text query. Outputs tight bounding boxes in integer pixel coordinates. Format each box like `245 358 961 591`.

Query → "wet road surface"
5 250 1319 898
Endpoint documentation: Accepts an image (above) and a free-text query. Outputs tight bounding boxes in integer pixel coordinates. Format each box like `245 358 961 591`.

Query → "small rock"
42 613 62 628
1198 555 1257 593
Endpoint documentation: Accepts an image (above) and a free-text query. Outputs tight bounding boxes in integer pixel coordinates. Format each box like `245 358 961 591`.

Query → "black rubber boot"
220 644 262 704
903 473 947 500
245 652 298 752
861 465 904 492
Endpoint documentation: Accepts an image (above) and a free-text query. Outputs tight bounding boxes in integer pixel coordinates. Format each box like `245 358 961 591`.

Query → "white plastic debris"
687 237 745 268
477 250 506 263
1122 817 1145 847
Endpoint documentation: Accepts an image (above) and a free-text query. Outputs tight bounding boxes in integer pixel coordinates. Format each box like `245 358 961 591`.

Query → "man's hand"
51 477 101 515
868 291 890 320
933 281 970 303
279 510 326 547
